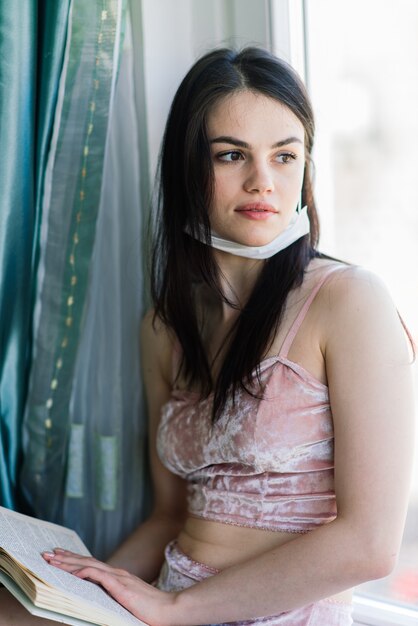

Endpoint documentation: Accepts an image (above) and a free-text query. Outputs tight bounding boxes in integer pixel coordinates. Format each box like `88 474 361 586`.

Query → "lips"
234 202 278 221
235 202 278 214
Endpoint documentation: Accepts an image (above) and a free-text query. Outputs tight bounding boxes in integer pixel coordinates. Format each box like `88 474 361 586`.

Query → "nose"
243 162 274 194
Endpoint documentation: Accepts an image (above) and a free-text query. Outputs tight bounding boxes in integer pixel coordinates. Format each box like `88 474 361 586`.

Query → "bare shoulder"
319 263 398 319
316 263 411 361
320 263 395 306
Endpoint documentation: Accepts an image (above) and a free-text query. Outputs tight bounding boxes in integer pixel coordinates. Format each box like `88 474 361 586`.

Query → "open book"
0 506 147 626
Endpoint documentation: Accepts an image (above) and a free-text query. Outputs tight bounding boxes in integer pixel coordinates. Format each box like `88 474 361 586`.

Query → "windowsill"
353 594 418 626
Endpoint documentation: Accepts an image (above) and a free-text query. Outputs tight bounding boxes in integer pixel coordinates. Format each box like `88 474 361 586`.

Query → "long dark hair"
151 47 320 420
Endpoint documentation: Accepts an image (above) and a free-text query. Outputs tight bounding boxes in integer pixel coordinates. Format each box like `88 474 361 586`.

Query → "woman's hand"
42 549 176 626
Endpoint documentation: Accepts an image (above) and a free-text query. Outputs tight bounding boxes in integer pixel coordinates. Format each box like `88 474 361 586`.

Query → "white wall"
129 0 294 197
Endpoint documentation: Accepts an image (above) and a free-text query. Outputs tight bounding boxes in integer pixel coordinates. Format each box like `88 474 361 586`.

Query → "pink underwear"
156 541 353 625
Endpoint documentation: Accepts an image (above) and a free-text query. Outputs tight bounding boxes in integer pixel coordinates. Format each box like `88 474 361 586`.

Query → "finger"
51 549 96 560
52 549 94 560
43 552 102 568
45 559 81 574
43 553 130 579
42 553 96 574
74 567 128 599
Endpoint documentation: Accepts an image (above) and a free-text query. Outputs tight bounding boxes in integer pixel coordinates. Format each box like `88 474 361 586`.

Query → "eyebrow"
210 135 303 149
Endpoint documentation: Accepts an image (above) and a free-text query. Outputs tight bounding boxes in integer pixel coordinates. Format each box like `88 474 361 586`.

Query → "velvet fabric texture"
156 541 353 625
157 269 339 532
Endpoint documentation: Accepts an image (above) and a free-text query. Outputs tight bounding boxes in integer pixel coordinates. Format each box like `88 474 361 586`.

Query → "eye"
276 152 297 164
217 150 244 162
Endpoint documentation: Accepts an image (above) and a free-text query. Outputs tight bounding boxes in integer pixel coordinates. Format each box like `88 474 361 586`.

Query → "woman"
1 47 415 626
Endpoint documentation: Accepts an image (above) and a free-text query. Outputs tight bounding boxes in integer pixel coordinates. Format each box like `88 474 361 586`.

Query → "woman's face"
206 90 306 247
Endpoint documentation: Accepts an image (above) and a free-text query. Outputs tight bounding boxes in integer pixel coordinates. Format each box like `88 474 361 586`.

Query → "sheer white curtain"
64 21 148 559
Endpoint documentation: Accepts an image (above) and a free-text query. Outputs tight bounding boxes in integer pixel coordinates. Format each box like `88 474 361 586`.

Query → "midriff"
177 516 353 604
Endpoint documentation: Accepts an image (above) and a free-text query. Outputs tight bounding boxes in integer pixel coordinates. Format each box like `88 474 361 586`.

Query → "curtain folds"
19 1 147 558
62 21 147 558
64 33 145 557
0 0 71 510
1 0 145 557
21 2 122 520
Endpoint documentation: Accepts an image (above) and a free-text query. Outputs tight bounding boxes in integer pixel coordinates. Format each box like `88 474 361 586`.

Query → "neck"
212 250 263 321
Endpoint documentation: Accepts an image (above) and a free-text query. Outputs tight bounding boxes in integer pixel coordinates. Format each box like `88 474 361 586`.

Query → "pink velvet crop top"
157 269 338 533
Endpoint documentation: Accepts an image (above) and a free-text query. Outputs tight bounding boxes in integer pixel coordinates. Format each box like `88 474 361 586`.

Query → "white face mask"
186 205 310 260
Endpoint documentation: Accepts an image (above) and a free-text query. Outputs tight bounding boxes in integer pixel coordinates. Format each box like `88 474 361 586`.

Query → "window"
304 0 418 622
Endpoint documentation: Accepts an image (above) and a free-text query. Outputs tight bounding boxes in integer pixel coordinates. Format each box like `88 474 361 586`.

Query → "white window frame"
269 0 307 79
354 595 418 626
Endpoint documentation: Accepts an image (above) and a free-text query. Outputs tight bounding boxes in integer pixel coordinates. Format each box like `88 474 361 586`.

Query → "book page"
0 507 146 625
0 571 96 626
0 507 90 558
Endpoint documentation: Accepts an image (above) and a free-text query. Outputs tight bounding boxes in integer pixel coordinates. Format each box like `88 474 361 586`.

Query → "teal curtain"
19 0 148 560
0 0 71 510
21 2 123 520
1 1 146 558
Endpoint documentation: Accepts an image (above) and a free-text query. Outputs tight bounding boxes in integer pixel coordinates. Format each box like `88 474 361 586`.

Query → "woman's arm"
162 268 415 624
44 269 415 625
106 311 188 581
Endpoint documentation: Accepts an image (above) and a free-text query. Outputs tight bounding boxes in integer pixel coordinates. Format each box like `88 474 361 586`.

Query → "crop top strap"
279 265 341 359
